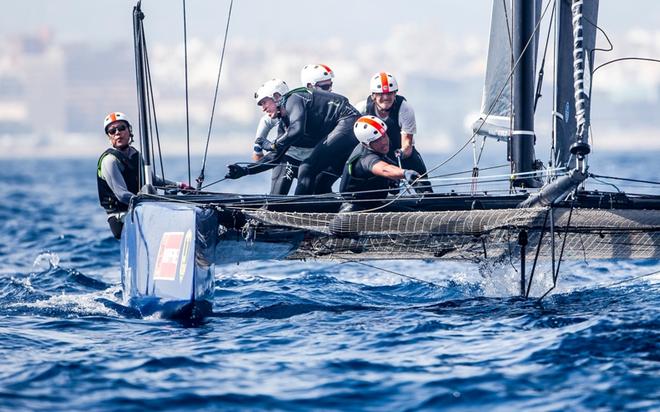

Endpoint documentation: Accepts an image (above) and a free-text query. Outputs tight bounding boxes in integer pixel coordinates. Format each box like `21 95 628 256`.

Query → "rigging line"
589 176 621 193
534 0 556 112
143 32 165 180
590 173 660 187
335 257 444 289
593 57 660 76
132 12 145 187
583 14 614 56
525 207 551 298
197 0 234 190
603 269 660 288
201 167 568 207
433 163 509 179
201 177 228 190
539 189 577 301
422 0 555 182
182 0 191 186
427 167 568 182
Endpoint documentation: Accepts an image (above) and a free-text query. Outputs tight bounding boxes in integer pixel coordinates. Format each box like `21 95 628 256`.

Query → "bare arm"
401 133 414 158
371 160 405 180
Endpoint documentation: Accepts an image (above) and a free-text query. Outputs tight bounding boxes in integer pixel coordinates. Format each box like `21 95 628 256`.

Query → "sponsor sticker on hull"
154 232 184 281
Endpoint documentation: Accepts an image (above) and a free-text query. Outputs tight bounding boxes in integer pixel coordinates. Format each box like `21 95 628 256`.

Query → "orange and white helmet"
354 115 388 144
103 112 131 132
254 78 289 105
370 72 399 93
300 64 334 88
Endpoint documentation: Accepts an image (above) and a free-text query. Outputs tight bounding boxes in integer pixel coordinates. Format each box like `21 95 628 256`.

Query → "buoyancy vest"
97 148 140 214
365 94 406 159
340 145 397 201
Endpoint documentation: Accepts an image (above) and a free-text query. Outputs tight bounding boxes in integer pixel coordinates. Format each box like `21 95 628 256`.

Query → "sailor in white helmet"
97 112 190 239
248 65 335 194
339 115 420 211
300 63 334 91
227 73 360 195
354 72 432 193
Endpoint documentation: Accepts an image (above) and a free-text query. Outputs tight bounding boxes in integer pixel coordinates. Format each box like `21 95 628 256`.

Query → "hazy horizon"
1 0 659 159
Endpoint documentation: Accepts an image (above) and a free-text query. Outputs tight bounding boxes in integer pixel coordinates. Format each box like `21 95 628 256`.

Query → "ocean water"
1 153 659 411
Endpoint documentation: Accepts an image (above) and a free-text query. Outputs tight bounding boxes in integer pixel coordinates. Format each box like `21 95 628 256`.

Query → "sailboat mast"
511 0 539 188
132 2 154 190
569 0 592 172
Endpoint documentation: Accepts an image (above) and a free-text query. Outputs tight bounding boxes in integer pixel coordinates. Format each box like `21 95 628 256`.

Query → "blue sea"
1 153 659 411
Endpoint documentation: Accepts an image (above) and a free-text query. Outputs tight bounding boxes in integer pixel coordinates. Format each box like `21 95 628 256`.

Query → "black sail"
553 0 599 169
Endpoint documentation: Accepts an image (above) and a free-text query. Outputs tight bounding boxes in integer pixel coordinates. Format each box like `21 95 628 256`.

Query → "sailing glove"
260 139 275 152
403 169 420 184
226 164 249 179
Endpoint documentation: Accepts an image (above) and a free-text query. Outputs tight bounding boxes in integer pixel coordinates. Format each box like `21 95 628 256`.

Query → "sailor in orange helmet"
97 112 190 239
339 115 420 211
354 72 432 193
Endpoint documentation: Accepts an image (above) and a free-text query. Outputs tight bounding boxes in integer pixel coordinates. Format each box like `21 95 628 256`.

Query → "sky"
1 0 659 157
2 1 659 45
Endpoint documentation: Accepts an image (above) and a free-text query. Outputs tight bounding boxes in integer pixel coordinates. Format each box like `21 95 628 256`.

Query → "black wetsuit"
365 95 432 193
246 88 360 195
339 144 398 210
269 155 300 195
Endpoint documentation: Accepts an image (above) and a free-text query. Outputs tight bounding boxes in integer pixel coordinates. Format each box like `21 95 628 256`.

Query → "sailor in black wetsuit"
226 79 360 195
97 112 190 239
250 65 336 195
354 72 432 193
339 115 420 212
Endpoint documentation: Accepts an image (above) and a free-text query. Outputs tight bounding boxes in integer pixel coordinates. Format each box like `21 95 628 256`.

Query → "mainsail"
553 0 599 169
474 0 542 140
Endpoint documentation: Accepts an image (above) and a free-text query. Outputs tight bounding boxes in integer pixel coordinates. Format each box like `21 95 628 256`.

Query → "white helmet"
103 112 131 132
370 72 399 93
354 115 388 144
300 64 334 87
254 78 289 105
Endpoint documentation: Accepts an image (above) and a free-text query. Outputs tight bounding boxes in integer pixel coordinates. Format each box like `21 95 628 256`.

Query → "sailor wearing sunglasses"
97 112 191 239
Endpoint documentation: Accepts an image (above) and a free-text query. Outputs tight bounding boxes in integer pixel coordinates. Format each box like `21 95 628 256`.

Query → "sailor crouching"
339 115 420 212
97 112 191 239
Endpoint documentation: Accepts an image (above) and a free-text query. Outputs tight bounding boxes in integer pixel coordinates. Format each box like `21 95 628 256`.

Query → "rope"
182 0 191 186
335 257 443 289
197 0 234 190
593 57 660 76
588 173 660 186
604 269 660 288
534 0 556 112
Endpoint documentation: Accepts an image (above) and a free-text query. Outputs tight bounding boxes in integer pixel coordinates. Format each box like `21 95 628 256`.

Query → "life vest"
96 148 140 214
365 94 406 159
340 145 397 200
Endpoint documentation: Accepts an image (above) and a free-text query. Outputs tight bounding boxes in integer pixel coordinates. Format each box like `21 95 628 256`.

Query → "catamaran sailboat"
120 0 660 316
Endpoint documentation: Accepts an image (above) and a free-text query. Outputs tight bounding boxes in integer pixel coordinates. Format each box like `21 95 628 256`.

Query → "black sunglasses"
316 83 332 91
107 124 127 135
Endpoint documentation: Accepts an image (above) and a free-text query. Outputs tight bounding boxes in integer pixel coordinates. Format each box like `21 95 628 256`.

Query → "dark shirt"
340 144 398 201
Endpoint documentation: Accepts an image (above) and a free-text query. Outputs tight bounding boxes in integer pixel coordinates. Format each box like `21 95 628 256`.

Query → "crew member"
97 112 189 239
339 115 420 211
251 64 337 195
354 72 432 192
227 77 360 195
